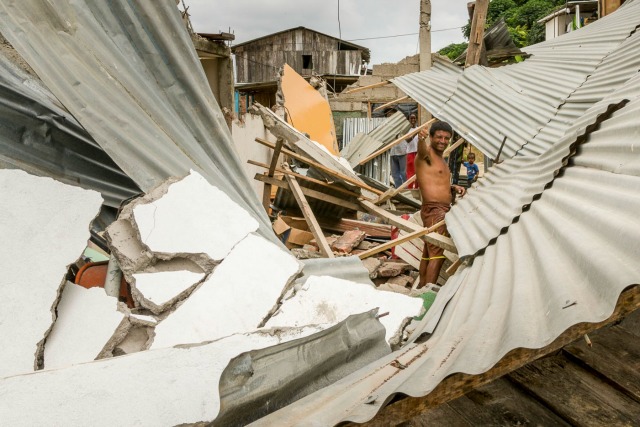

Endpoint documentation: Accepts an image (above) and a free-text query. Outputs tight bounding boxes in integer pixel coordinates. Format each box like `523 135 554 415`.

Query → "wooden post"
357 118 436 166
261 137 284 212
465 0 489 67
419 0 432 124
284 173 335 258
358 220 445 260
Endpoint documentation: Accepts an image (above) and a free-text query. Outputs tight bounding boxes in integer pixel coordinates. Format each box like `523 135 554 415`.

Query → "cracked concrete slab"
151 233 301 349
132 270 206 314
265 275 424 345
131 170 259 262
43 282 128 370
0 169 102 378
0 327 321 426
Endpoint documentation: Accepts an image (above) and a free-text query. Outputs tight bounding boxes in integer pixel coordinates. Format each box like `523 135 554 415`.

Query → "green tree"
438 42 468 60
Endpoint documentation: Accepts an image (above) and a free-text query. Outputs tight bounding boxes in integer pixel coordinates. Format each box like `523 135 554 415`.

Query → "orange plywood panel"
281 64 339 155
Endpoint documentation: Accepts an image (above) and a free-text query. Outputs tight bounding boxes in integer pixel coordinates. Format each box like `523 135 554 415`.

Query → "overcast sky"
183 0 471 65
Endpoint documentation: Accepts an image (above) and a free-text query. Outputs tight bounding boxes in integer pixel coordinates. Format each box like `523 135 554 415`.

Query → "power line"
346 26 464 42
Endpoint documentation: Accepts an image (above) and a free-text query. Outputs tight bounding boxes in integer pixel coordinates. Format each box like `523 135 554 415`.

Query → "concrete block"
0 169 102 378
132 270 206 314
372 64 398 77
266 275 423 344
151 233 301 349
0 327 322 426
131 171 259 263
357 75 382 87
362 257 382 279
396 64 419 76
43 282 128 370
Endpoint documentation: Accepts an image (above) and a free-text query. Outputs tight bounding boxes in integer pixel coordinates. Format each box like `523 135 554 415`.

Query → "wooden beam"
248 160 362 199
358 220 445 260
262 137 284 211
343 80 391 94
358 118 436 166
284 173 334 258
465 0 489 67
375 175 417 205
354 285 640 426
254 174 361 211
442 137 466 158
372 96 411 112
359 200 457 254
255 137 384 195
445 257 463 276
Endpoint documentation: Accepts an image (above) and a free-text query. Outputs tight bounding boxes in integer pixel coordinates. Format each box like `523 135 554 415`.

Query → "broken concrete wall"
43 282 128 370
266 275 424 346
0 169 102 378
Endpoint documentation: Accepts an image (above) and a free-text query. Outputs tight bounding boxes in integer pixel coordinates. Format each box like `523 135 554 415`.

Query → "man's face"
431 130 451 152
409 115 417 126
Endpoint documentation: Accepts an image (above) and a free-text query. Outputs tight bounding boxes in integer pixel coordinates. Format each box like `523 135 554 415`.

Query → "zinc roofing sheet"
0 48 140 208
447 27 640 256
0 0 275 240
253 5 640 424
252 68 640 427
393 1 640 160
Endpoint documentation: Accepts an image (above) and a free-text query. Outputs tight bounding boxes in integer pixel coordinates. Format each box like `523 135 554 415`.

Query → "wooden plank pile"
248 103 463 288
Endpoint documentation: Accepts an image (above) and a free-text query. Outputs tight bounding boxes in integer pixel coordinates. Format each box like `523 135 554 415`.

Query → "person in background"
463 152 480 188
405 114 418 188
390 131 408 188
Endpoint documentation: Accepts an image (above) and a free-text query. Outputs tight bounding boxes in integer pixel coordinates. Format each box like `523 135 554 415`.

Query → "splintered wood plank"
375 175 417 205
284 174 334 258
445 377 570 426
508 354 640 426
254 174 360 211
360 200 457 254
564 325 640 403
255 137 383 195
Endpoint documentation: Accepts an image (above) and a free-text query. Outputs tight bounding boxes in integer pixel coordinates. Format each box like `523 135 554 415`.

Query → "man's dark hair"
429 120 453 137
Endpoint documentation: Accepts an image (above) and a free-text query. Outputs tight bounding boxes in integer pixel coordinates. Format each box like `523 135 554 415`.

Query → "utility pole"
419 0 432 123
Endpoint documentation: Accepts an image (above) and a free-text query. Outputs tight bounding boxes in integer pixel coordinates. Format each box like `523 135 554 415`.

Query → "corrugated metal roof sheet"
0 0 275 240
393 3 640 160
447 29 640 256
251 5 640 424
0 48 140 208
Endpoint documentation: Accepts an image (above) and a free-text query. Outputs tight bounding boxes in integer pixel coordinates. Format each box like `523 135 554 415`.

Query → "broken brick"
331 230 366 254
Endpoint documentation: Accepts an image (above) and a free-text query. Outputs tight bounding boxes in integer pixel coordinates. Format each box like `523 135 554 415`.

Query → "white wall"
231 113 280 199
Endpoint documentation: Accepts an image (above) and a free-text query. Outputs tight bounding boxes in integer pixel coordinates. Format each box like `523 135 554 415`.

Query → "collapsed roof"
0 0 638 425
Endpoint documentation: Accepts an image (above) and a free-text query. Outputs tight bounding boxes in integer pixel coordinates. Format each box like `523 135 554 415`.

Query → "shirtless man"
416 121 466 288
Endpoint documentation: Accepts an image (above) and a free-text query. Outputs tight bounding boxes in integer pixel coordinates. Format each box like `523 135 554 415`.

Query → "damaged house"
0 0 639 426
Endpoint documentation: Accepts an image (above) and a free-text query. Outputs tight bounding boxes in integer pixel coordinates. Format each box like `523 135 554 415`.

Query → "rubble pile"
0 169 424 425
